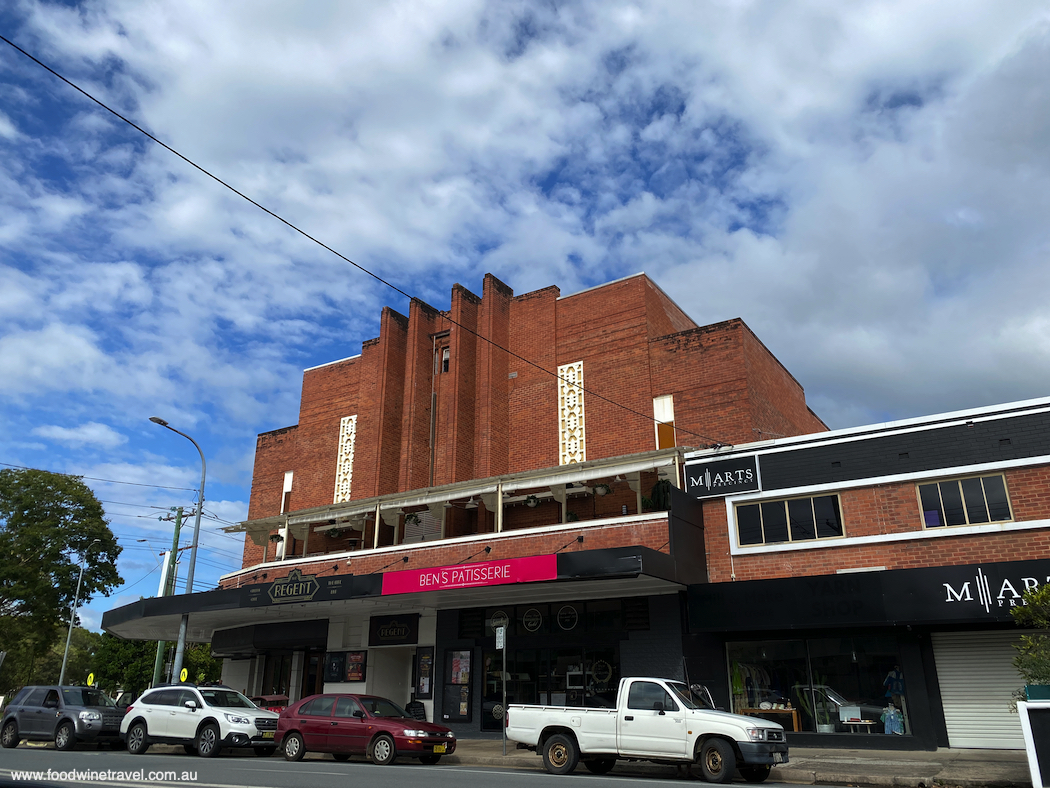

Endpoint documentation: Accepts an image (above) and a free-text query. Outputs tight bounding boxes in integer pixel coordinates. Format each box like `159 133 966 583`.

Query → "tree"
92 632 158 696
0 469 121 689
1011 584 1050 705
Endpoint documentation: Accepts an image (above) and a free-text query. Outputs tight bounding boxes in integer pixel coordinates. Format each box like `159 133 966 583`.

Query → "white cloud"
32 421 127 448
5 0 1050 613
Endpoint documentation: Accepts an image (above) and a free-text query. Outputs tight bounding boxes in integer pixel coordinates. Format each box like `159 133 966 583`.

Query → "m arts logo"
942 567 1048 614
268 568 320 604
685 456 760 499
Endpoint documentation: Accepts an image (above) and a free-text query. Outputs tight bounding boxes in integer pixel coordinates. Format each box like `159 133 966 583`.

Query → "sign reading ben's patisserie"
381 554 557 595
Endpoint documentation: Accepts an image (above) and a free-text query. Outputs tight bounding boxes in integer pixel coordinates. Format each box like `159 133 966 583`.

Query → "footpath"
441 739 1033 787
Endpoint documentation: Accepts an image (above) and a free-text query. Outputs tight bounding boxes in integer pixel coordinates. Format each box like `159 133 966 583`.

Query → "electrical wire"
0 33 732 450
0 460 197 491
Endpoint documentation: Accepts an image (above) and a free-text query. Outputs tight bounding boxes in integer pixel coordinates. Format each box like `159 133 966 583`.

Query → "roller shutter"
931 631 1025 749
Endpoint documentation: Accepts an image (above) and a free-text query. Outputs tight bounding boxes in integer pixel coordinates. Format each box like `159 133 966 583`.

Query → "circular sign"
522 608 543 632
180 668 188 682
491 703 504 720
556 604 579 631
591 660 613 684
87 673 94 687
490 610 510 631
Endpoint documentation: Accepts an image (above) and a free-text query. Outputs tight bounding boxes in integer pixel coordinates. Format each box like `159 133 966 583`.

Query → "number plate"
262 731 275 739
433 744 446 754
772 752 784 764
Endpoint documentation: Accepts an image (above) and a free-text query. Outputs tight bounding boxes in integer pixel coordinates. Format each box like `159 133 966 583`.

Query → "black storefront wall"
684 559 1050 750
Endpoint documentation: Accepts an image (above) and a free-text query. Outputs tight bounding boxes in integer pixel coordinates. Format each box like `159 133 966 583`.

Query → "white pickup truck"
505 677 788 782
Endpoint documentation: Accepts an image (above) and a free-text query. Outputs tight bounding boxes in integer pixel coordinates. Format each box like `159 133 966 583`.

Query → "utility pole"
151 507 183 687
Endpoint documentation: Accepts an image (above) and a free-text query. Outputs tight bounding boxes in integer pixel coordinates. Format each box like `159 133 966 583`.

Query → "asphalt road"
0 746 803 788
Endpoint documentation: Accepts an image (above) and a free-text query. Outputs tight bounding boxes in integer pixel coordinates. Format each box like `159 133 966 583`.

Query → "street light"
59 538 101 685
149 416 206 683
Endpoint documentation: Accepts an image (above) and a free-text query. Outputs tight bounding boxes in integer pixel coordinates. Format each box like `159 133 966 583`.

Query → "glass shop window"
727 637 909 735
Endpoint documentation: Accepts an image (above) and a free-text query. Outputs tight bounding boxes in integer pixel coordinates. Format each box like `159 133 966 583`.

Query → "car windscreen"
200 689 256 709
62 688 116 707
666 682 703 710
360 697 411 718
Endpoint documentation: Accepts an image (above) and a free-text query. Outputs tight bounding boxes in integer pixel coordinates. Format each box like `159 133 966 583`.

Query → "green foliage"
92 633 159 696
184 643 222 685
0 469 121 691
1011 584 1050 690
649 479 673 511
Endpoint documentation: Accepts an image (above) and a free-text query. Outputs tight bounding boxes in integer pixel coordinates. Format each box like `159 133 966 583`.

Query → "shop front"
685 558 1050 750
435 591 686 735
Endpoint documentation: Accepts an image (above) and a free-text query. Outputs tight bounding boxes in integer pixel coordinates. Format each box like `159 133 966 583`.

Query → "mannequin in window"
883 665 904 706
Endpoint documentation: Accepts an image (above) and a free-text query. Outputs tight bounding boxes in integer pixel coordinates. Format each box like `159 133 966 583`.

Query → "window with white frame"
736 495 844 546
917 474 1012 528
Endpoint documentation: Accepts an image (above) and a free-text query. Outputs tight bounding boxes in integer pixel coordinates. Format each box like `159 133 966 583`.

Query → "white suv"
121 684 279 757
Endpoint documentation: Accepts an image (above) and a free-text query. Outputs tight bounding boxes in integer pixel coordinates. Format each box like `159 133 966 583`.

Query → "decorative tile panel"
558 361 585 464
334 415 358 503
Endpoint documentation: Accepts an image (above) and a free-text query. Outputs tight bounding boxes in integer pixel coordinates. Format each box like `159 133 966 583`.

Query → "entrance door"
369 648 412 706
301 650 323 699
932 631 1026 749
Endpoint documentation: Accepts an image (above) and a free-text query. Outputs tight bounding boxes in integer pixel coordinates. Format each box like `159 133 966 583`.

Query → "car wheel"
254 746 275 757
699 738 736 784
418 754 441 765
369 734 396 765
740 765 772 783
583 758 615 775
196 723 221 758
183 744 197 755
283 732 305 762
1 721 20 749
333 753 351 762
54 721 77 751
126 722 150 755
541 733 579 775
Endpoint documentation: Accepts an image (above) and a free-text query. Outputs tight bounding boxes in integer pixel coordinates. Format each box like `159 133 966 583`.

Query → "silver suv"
1 686 124 750
121 684 278 757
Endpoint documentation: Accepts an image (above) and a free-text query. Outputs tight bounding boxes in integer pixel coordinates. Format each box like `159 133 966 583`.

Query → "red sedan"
277 694 456 765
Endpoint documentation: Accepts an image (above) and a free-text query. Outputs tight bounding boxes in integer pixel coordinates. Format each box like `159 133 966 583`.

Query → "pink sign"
381 554 558 595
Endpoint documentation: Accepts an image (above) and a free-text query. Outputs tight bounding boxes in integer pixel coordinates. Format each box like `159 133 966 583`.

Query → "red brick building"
104 272 826 738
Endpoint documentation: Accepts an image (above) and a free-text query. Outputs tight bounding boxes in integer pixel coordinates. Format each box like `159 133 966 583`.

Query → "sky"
2 0 1050 631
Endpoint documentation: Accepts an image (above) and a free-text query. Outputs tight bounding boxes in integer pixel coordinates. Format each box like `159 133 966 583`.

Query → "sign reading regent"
381 554 557 595
267 568 320 604
685 455 760 499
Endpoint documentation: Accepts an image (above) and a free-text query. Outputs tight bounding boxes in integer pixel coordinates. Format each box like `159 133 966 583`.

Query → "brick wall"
703 464 1050 583
241 273 827 571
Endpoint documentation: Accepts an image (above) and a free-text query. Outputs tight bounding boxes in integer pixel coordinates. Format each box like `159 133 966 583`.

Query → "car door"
38 689 62 739
141 689 177 737
16 688 49 737
295 696 336 751
166 690 202 741
616 680 688 757
329 697 368 754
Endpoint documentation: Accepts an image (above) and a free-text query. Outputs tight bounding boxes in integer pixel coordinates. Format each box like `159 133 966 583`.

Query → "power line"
0 461 197 491
0 33 732 450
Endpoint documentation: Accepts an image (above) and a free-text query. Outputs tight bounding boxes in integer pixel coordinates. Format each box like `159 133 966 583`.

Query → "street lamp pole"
149 416 206 683
59 538 101 685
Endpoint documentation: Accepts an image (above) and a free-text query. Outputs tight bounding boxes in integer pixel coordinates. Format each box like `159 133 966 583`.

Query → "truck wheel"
542 734 579 775
699 738 736 783
740 765 772 783
584 758 615 775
